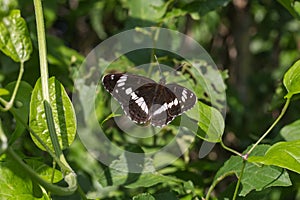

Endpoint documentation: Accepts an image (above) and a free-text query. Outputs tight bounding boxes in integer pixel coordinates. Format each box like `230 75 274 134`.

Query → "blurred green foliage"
0 0 300 199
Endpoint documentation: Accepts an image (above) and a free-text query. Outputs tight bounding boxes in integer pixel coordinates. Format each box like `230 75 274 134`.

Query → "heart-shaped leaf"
187 102 224 142
29 77 76 151
0 10 32 62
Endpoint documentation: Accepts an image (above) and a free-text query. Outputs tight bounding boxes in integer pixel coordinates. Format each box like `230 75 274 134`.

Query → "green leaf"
0 88 9 96
26 159 63 183
88 149 183 198
29 77 76 151
133 193 155 200
5 81 32 144
283 60 300 98
126 0 166 20
277 0 300 19
248 140 300 174
214 145 291 196
104 152 181 188
280 119 300 141
0 158 50 200
123 0 169 26
190 102 224 142
0 10 32 62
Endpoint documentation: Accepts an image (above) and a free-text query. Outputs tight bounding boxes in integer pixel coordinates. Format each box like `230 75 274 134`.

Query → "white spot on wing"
181 96 186 102
117 82 125 87
135 97 148 114
135 97 144 105
153 103 168 116
117 75 128 84
174 98 178 106
131 92 138 100
126 87 132 95
141 101 148 114
182 89 187 99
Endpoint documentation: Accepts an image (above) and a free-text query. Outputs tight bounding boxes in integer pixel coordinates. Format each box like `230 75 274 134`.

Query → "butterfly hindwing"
165 83 197 115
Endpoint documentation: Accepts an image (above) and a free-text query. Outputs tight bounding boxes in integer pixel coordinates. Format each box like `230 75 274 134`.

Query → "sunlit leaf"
126 0 167 20
0 10 32 62
26 159 63 183
283 60 300 98
280 119 300 141
189 102 224 142
0 158 51 200
277 0 300 19
0 88 9 96
248 140 300 174
29 77 76 151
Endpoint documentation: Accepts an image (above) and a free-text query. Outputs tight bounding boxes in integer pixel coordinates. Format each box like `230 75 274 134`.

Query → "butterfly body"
102 73 197 127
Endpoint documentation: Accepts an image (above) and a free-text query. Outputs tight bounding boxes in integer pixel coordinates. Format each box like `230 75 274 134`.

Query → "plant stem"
220 140 242 157
9 107 67 171
0 62 24 111
6 147 77 195
232 160 246 200
44 101 62 157
1 62 24 111
33 0 49 101
245 97 291 157
205 171 236 200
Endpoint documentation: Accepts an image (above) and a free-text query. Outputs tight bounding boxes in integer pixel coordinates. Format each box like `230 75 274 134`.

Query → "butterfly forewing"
165 83 197 115
102 73 197 127
102 73 155 119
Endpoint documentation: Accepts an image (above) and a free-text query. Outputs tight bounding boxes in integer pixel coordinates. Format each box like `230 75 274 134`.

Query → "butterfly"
102 73 197 127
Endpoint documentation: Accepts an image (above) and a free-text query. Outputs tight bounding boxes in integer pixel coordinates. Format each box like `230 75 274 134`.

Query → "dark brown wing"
102 73 156 122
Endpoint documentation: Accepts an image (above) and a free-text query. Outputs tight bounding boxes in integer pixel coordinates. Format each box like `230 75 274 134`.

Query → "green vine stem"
205 171 236 200
33 0 49 101
8 107 77 195
0 62 24 111
44 101 63 157
32 0 78 194
232 160 246 200
220 140 242 157
6 146 77 196
33 0 67 164
244 97 291 158
9 107 69 172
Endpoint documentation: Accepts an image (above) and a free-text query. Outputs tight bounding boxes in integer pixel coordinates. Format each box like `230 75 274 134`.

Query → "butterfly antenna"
154 55 165 84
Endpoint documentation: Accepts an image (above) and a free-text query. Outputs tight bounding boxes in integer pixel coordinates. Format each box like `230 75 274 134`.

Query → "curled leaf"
283 60 300 98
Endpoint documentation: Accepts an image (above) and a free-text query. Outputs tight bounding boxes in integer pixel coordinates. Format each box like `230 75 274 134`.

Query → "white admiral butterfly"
102 73 197 127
